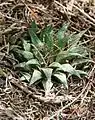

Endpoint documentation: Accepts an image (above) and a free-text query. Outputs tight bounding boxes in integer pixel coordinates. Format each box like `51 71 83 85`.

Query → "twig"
0 2 11 6
79 37 95 45
0 45 8 51
81 16 95 26
2 26 25 35
28 4 47 14
88 65 95 79
10 79 71 104
54 0 74 16
0 12 24 23
48 81 90 119
54 1 67 9
89 90 95 97
20 0 39 21
54 0 95 25
80 84 90 105
1 23 26 35
68 0 75 11
10 79 46 103
73 5 95 24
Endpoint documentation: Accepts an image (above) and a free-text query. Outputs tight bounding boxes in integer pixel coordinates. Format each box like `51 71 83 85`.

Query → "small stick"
0 2 11 6
49 81 89 119
73 5 95 24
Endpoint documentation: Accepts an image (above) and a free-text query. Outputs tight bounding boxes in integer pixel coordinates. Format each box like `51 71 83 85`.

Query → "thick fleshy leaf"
68 29 87 46
68 46 87 56
49 62 62 68
61 64 75 73
29 70 42 85
41 68 53 79
14 49 33 60
67 52 85 58
56 46 87 62
30 21 38 33
22 51 34 60
56 53 84 63
76 70 87 76
72 59 93 66
42 79 53 96
45 33 53 49
15 62 30 71
20 72 31 82
55 50 67 62
41 68 53 95
57 23 69 48
40 25 53 49
28 28 43 47
56 64 81 78
53 72 68 89
12 49 33 61
15 62 26 68
26 59 40 66
23 40 31 51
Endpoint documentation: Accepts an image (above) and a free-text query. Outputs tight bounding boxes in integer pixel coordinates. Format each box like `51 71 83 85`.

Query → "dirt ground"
0 0 95 119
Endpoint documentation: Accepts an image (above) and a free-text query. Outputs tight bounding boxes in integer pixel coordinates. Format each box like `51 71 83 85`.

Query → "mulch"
0 0 95 119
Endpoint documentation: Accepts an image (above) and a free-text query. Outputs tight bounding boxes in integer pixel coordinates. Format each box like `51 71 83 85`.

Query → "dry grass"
0 0 95 119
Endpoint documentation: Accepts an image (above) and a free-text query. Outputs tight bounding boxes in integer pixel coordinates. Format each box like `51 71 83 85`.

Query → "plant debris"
0 0 95 119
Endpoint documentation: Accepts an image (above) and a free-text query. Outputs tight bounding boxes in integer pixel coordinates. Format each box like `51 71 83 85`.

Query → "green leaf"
29 70 42 85
56 64 81 78
26 59 40 67
15 62 30 71
14 49 34 61
40 25 53 49
56 30 88 62
75 70 87 76
53 72 68 89
41 68 53 79
20 72 31 82
57 23 69 48
56 52 82 62
15 62 26 68
23 40 31 51
30 21 38 33
56 46 88 62
66 52 85 58
68 46 87 56
45 33 53 49
28 28 43 47
61 64 75 73
22 51 34 60
66 46 88 59
42 79 53 96
28 21 42 46
55 50 67 62
31 44 46 65
49 62 62 68
41 68 53 95
68 29 87 46
72 59 93 66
